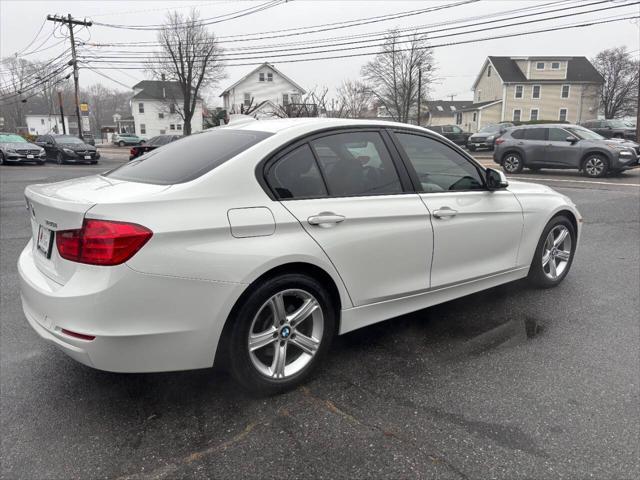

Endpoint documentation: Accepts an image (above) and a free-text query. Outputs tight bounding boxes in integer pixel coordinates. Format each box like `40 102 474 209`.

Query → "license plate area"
37 225 54 259
84 155 91 160
27 154 34 159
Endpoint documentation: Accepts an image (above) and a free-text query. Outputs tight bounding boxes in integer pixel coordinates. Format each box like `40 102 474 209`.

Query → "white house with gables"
220 63 306 118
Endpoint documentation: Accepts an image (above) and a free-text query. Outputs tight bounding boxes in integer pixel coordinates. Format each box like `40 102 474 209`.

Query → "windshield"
0 134 27 143
607 120 628 128
104 129 272 185
566 127 604 140
479 125 500 134
55 136 85 144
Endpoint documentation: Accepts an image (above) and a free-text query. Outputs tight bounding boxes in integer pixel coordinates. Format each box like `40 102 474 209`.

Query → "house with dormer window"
457 56 603 132
220 63 306 118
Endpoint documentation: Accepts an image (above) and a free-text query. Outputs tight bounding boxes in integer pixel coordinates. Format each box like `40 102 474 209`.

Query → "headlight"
487 135 495 141
6 148 16 153
618 150 632 156
63 148 75 155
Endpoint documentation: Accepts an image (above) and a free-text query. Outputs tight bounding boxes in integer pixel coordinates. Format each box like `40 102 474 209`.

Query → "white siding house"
220 63 306 117
131 80 203 137
25 114 70 135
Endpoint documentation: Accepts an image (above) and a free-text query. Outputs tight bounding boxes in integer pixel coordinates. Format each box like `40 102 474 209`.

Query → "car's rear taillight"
56 219 152 266
495 138 506 145
130 147 137 156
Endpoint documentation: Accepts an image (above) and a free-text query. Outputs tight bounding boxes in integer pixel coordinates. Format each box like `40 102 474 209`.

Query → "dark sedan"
425 125 471 145
467 123 514 151
35 134 100 164
0 132 46 165
129 134 182 160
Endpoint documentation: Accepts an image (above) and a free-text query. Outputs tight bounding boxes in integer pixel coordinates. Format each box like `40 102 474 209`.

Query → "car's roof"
218 117 429 134
510 123 580 129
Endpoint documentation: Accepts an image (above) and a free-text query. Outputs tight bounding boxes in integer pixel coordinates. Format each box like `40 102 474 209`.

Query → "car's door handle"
308 212 346 226
433 207 458 219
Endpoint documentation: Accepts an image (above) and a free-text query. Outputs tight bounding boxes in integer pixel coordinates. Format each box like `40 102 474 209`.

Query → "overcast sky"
1 0 639 107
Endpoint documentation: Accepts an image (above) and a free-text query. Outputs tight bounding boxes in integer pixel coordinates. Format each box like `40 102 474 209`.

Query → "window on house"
530 109 539 121
532 85 541 99
436 105 444 112
267 72 273 81
138 103 144 113
259 73 265 82
477 90 482 102
551 62 561 70
158 112 164 119
561 85 570 98
487 65 492 77
515 85 524 99
176 124 182 130
456 112 462 124
559 108 568 122
282 93 289 106
291 93 301 104
140 124 146 134
159 129 166 134
244 93 251 107
513 109 521 122
169 104 176 114
40 119 45 125
536 62 545 70
472 112 477 122
170 124 175 130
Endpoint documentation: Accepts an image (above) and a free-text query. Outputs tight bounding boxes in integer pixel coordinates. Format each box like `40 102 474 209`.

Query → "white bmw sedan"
19 119 581 393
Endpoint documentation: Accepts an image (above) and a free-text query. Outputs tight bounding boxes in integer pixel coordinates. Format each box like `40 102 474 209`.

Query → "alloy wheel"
584 157 605 177
541 225 572 280
248 289 323 380
56 153 63 165
503 154 521 173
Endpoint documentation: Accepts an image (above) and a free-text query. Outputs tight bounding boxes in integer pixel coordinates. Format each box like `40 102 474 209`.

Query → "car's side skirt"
338 266 530 334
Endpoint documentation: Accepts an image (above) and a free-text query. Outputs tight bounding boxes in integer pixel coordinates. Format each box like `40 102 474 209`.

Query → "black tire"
227 273 336 395
118 140 125 147
0 152 4 165
527 215 576 288
37 161 45 165
56 152 65 165
90 161 98 165
468 145 476 152
502 152 523 174
582 154 608 178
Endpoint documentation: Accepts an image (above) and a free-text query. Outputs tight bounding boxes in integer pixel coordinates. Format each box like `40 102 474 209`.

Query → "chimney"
161 73 165 81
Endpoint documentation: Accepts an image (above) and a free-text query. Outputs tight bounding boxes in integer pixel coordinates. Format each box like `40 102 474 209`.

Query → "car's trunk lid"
25 175 170 285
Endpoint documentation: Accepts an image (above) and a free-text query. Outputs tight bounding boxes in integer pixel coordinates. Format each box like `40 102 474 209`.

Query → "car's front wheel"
528 215 576 288
227 274 335 395
56 152 65 165
502 152 523 174
582 154 608 178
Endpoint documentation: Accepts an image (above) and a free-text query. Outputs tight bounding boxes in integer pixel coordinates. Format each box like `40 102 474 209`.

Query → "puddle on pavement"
446 316 545 359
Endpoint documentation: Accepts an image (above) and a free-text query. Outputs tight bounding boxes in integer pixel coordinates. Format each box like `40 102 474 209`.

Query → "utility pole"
417 67 422 126
636 60 639 143
46 14 92 141
57 91 66 134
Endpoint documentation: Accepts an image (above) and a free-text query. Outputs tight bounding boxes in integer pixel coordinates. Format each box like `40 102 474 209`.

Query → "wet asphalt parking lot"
1 149 639 479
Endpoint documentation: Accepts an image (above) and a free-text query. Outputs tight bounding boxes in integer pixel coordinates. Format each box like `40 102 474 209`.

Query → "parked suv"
467 123 513 151
493 124 639 177
113 133 144 147
425 125 471 145
581 119 636 140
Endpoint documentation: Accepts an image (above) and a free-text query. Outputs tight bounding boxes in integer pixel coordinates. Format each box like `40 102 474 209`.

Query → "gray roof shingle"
487 56 603 83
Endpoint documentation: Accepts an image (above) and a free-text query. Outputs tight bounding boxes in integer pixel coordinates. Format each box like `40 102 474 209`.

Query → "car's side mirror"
566 136 578 144
486 168 508 190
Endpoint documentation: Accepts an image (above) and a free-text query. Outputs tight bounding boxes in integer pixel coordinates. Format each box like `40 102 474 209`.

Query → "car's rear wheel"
582 154 608 178
502 152 523 174
227 274 335 395
528 215 576 288
118 141 125 147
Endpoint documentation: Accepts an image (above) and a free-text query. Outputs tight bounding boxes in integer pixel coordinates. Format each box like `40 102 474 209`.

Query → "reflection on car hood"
505 180 555 195
0 142 42 149
603 138 638 148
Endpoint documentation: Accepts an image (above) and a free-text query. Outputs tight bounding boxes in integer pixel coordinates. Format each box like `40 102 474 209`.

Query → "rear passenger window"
310 131 402 197
266 145 327 199
524 128 545 141
510 129 525 139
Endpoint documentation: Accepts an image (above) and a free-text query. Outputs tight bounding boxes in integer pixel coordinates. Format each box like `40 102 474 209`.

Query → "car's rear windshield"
104 129 273 185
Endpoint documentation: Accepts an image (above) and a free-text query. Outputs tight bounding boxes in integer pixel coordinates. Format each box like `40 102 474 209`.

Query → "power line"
81 15 639 70
79 0 629 61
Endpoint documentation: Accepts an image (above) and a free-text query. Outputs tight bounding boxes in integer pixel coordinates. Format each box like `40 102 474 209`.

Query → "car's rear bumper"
18 241 245 372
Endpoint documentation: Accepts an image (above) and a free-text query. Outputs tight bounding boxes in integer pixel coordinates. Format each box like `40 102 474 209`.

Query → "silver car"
493 124 639 178
0 132 46 165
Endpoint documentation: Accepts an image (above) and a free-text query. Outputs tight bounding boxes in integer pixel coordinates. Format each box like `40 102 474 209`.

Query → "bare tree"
361 31 434 124
0 57 32 131
336 80 372 118
592 46 639 119
150 9 226 135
